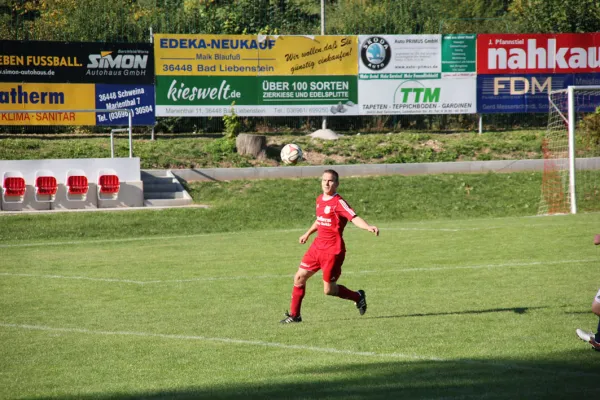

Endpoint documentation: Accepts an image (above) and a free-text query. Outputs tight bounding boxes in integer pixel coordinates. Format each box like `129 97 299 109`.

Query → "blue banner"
477 74 600 114
95 84 155 126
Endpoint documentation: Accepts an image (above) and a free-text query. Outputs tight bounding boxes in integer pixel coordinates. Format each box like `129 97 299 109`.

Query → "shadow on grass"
330 306 549 323
370 306 548 320
26 351 599 400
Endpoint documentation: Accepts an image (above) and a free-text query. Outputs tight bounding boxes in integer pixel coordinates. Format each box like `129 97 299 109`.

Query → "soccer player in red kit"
280 169 379 323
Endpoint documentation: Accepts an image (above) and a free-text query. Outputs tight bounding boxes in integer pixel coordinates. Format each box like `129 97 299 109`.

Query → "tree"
326 0 511 35
509 0 600 33
436 0 512 34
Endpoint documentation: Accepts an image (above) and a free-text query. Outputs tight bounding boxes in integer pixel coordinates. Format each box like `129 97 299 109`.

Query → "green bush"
223 103 241 140
579 106 600 154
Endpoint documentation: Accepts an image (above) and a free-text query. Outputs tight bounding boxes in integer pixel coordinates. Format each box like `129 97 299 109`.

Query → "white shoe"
576 328 594 343
576 328 600 350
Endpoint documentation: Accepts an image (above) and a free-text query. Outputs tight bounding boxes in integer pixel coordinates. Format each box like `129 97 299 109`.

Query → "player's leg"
592 292 600 342
290 267 315 316
320 252 366 314
281 250 318 323
576 289 600 350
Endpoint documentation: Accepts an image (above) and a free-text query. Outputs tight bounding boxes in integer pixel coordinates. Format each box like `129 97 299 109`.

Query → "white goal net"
539 86 600 215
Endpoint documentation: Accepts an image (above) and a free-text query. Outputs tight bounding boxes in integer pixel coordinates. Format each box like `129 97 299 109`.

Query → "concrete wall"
167 157 600 182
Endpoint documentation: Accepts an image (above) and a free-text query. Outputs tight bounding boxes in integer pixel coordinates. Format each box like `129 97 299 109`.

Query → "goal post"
539 85 600 215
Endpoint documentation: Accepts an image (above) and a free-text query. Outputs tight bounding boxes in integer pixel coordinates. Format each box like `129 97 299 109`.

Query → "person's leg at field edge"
576 292 600 350
593 298 600 342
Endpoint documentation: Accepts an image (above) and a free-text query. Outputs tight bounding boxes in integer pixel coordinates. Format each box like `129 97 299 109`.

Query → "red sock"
336 285 360 302
290 285 305 317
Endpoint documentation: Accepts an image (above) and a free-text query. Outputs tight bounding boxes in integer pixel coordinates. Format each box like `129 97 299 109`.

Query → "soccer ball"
280 143 303 165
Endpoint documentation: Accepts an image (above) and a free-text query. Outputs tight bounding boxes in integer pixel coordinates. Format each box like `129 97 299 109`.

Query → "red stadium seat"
67 175 88 195
98 174 120 194
34 170 57 202
97 169 120 200
3 171 26 203
3 176 26 197
35 176 57 195
66 169 88 201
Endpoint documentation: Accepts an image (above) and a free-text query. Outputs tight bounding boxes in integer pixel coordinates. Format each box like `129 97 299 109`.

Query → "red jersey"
311 193 357 254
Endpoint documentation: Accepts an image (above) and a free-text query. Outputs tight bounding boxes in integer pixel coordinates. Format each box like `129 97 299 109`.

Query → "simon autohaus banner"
477 33 600 113
0 41 155 126
154 34 358 117
358 34 477 115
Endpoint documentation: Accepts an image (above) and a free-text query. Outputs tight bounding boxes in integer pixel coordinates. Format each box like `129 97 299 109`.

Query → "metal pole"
320 0 325 35
478 115 482 134
150 26 156 141
567 86 577 214
321 0 327 130
110 132 115 158
128 111 133 158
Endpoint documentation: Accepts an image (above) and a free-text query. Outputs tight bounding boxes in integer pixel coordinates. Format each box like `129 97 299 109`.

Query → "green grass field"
1 210 599 399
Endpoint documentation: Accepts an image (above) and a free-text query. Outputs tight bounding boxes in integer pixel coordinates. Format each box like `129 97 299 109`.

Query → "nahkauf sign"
477 33 600 113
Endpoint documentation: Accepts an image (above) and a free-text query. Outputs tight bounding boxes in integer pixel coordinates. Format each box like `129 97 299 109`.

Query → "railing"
1 109 134 158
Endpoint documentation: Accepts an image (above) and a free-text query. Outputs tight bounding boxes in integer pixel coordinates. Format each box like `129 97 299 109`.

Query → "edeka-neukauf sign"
357 34 477 115
0 41 155 126
154 34 359 117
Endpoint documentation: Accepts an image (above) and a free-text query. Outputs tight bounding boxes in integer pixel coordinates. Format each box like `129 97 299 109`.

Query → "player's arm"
351 216 379 236
299 220 319 244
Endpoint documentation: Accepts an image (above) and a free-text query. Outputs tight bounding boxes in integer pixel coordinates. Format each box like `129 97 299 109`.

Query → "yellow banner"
154 34 358 76
0 83 96 125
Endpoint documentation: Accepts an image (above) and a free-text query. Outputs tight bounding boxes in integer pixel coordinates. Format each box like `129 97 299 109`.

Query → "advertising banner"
94 84 155 126
442 34 477 76
0 40 154 84
358 34 476 115
0 40 155 125
477 33 600 113
477 73 600 113
154 34 359 116
0 83 96 125
477 33 600 75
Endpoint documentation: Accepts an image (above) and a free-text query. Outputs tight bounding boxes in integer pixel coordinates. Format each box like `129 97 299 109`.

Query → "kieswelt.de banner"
154 34 359 117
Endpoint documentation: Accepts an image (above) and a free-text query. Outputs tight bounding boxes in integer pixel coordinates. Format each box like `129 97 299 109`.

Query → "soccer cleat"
576 328 600 351
356 290 367 315
280 311 302 324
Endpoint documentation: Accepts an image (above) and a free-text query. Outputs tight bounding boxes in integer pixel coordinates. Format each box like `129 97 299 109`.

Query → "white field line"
0 259 596 285
0 230 304 249
2 219 597 250
0 272 148 284
0 225 524 249
0 322 597 378
0 322 437 361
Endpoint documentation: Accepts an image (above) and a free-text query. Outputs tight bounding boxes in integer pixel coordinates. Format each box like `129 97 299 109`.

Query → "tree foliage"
0 0 598 41
509 0 600 33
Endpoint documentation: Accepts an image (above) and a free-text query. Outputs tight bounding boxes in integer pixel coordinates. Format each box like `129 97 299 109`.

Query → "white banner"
155 104 358 117
358 34 476 115
358 35 441 74
359 78 476 115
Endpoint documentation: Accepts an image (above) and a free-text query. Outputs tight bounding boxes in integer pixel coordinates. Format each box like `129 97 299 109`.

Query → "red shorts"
300 246 345 283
